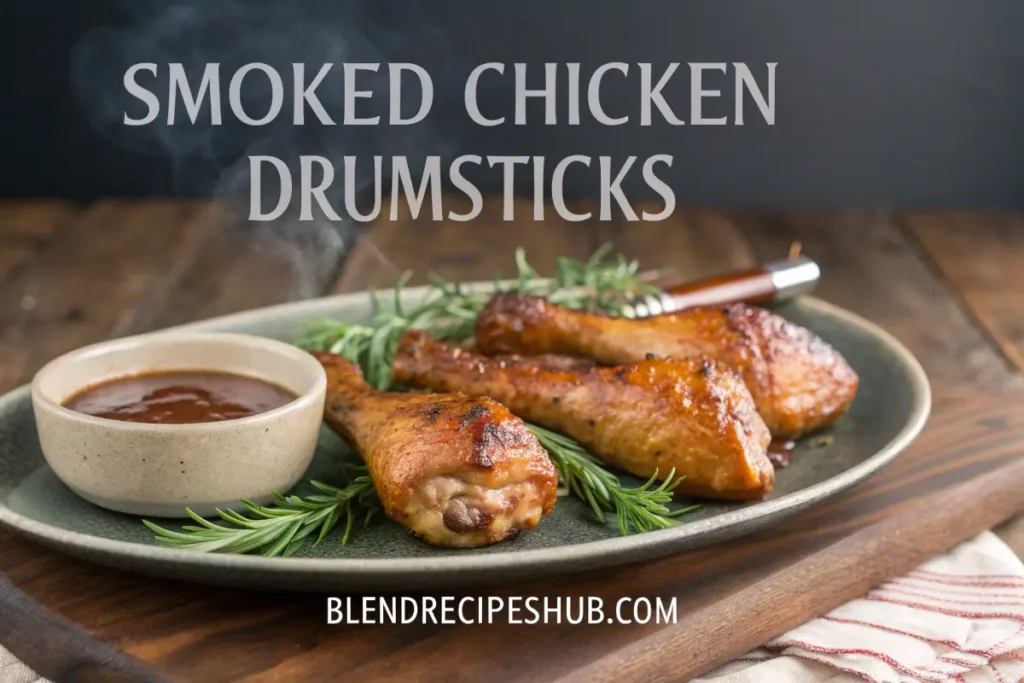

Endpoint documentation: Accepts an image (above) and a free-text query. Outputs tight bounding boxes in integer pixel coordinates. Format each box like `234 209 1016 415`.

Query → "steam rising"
71 0 455 298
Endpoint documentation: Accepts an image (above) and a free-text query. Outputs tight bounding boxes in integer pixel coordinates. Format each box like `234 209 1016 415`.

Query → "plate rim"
0 291 932 579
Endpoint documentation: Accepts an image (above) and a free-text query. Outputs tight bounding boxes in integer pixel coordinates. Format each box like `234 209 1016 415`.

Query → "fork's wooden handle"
654 256 821 313
664 268 778 308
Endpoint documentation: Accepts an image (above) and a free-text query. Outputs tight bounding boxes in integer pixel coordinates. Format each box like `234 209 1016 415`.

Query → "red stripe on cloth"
864 594 1024 620
988 662 1010 683
937 653 986 667
909 577 1023 587
891 577 1024 599
817 615 976 653
914 654 985 679
910 570 1024 586
772 639 936 680
984 623 1024 658
874 586 1024 608
914 570 1024 580
809 621 999 679
785 651 885 683
916 659 977 681
906 576 1024 589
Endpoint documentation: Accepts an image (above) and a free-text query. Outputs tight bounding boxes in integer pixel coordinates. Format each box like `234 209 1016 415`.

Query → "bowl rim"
0 289 932 582
30 331 327 433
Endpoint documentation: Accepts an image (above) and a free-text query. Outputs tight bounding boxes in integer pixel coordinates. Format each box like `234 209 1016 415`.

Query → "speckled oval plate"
0 288 931 591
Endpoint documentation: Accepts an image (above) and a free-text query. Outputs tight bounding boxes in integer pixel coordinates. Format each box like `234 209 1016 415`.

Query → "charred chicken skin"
474 293 859 439
314 352 558 548
393 331 774 501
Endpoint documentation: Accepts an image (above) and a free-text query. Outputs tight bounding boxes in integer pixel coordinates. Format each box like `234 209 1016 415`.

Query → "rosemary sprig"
143 466 380 556
516 243 661 314
146 246 693 555
294 245 659 389
295 273 488 389
294 245 697 536
527 424 698 535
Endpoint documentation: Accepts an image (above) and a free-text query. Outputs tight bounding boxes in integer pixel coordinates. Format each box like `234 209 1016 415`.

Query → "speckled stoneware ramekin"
30 332 327 518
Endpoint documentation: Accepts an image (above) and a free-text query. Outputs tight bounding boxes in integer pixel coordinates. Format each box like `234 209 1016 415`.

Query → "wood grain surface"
567 446 1024 683
901 211 1024 375
0 200 1023 682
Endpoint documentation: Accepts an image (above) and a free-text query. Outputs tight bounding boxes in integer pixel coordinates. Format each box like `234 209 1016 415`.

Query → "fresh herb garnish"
143 466 379 556
144 246 697 555
528 424 698 535
293 244 660 390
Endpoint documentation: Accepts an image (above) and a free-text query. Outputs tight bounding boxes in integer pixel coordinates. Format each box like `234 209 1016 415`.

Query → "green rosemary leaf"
184 509 226 530
142 519 197 542
526 423 698 535
142 466 380 555
316 504 343 546
264 518 304 557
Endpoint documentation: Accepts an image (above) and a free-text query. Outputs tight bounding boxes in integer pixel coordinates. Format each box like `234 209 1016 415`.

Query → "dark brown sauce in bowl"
63 371 296 425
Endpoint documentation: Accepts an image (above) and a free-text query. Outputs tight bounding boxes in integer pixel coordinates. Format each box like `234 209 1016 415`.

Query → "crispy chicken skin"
393 331 774 501
313 352 558 548
474 293 859 439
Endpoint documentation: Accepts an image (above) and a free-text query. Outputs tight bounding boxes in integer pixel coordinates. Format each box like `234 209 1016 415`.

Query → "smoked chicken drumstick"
392 331 774 501
314 352 558 548
474 293 859 439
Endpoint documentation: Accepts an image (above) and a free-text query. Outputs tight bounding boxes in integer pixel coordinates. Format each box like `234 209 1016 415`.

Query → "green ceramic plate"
0 288 930 591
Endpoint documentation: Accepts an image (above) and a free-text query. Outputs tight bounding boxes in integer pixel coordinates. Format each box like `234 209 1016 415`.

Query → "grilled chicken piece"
314 352 558 548
474 293 859 439
393 332 773 501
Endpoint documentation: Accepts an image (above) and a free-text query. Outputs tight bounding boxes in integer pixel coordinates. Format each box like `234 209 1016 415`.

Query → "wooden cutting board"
2 392 1021 683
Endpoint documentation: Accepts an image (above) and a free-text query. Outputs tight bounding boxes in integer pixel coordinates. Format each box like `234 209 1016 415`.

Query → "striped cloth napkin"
695 532 1024 683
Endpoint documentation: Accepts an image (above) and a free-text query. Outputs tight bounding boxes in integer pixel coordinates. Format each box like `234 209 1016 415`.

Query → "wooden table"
1 200 1024 682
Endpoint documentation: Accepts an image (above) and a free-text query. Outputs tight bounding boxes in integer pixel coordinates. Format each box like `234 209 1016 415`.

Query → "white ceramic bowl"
30 332 327 518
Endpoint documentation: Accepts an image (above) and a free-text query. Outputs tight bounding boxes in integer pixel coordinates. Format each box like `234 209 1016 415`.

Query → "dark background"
4 0 1024 207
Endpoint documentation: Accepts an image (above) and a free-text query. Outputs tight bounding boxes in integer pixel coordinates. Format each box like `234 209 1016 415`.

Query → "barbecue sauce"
64 371 295 424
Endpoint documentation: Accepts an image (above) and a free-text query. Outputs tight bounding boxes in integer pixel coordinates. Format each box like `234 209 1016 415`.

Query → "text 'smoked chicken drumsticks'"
474 293 859 439
393 331 774 501
314 352 558 548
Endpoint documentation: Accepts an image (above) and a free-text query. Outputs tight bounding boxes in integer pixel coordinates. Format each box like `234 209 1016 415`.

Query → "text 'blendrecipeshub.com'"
327 595 679 626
